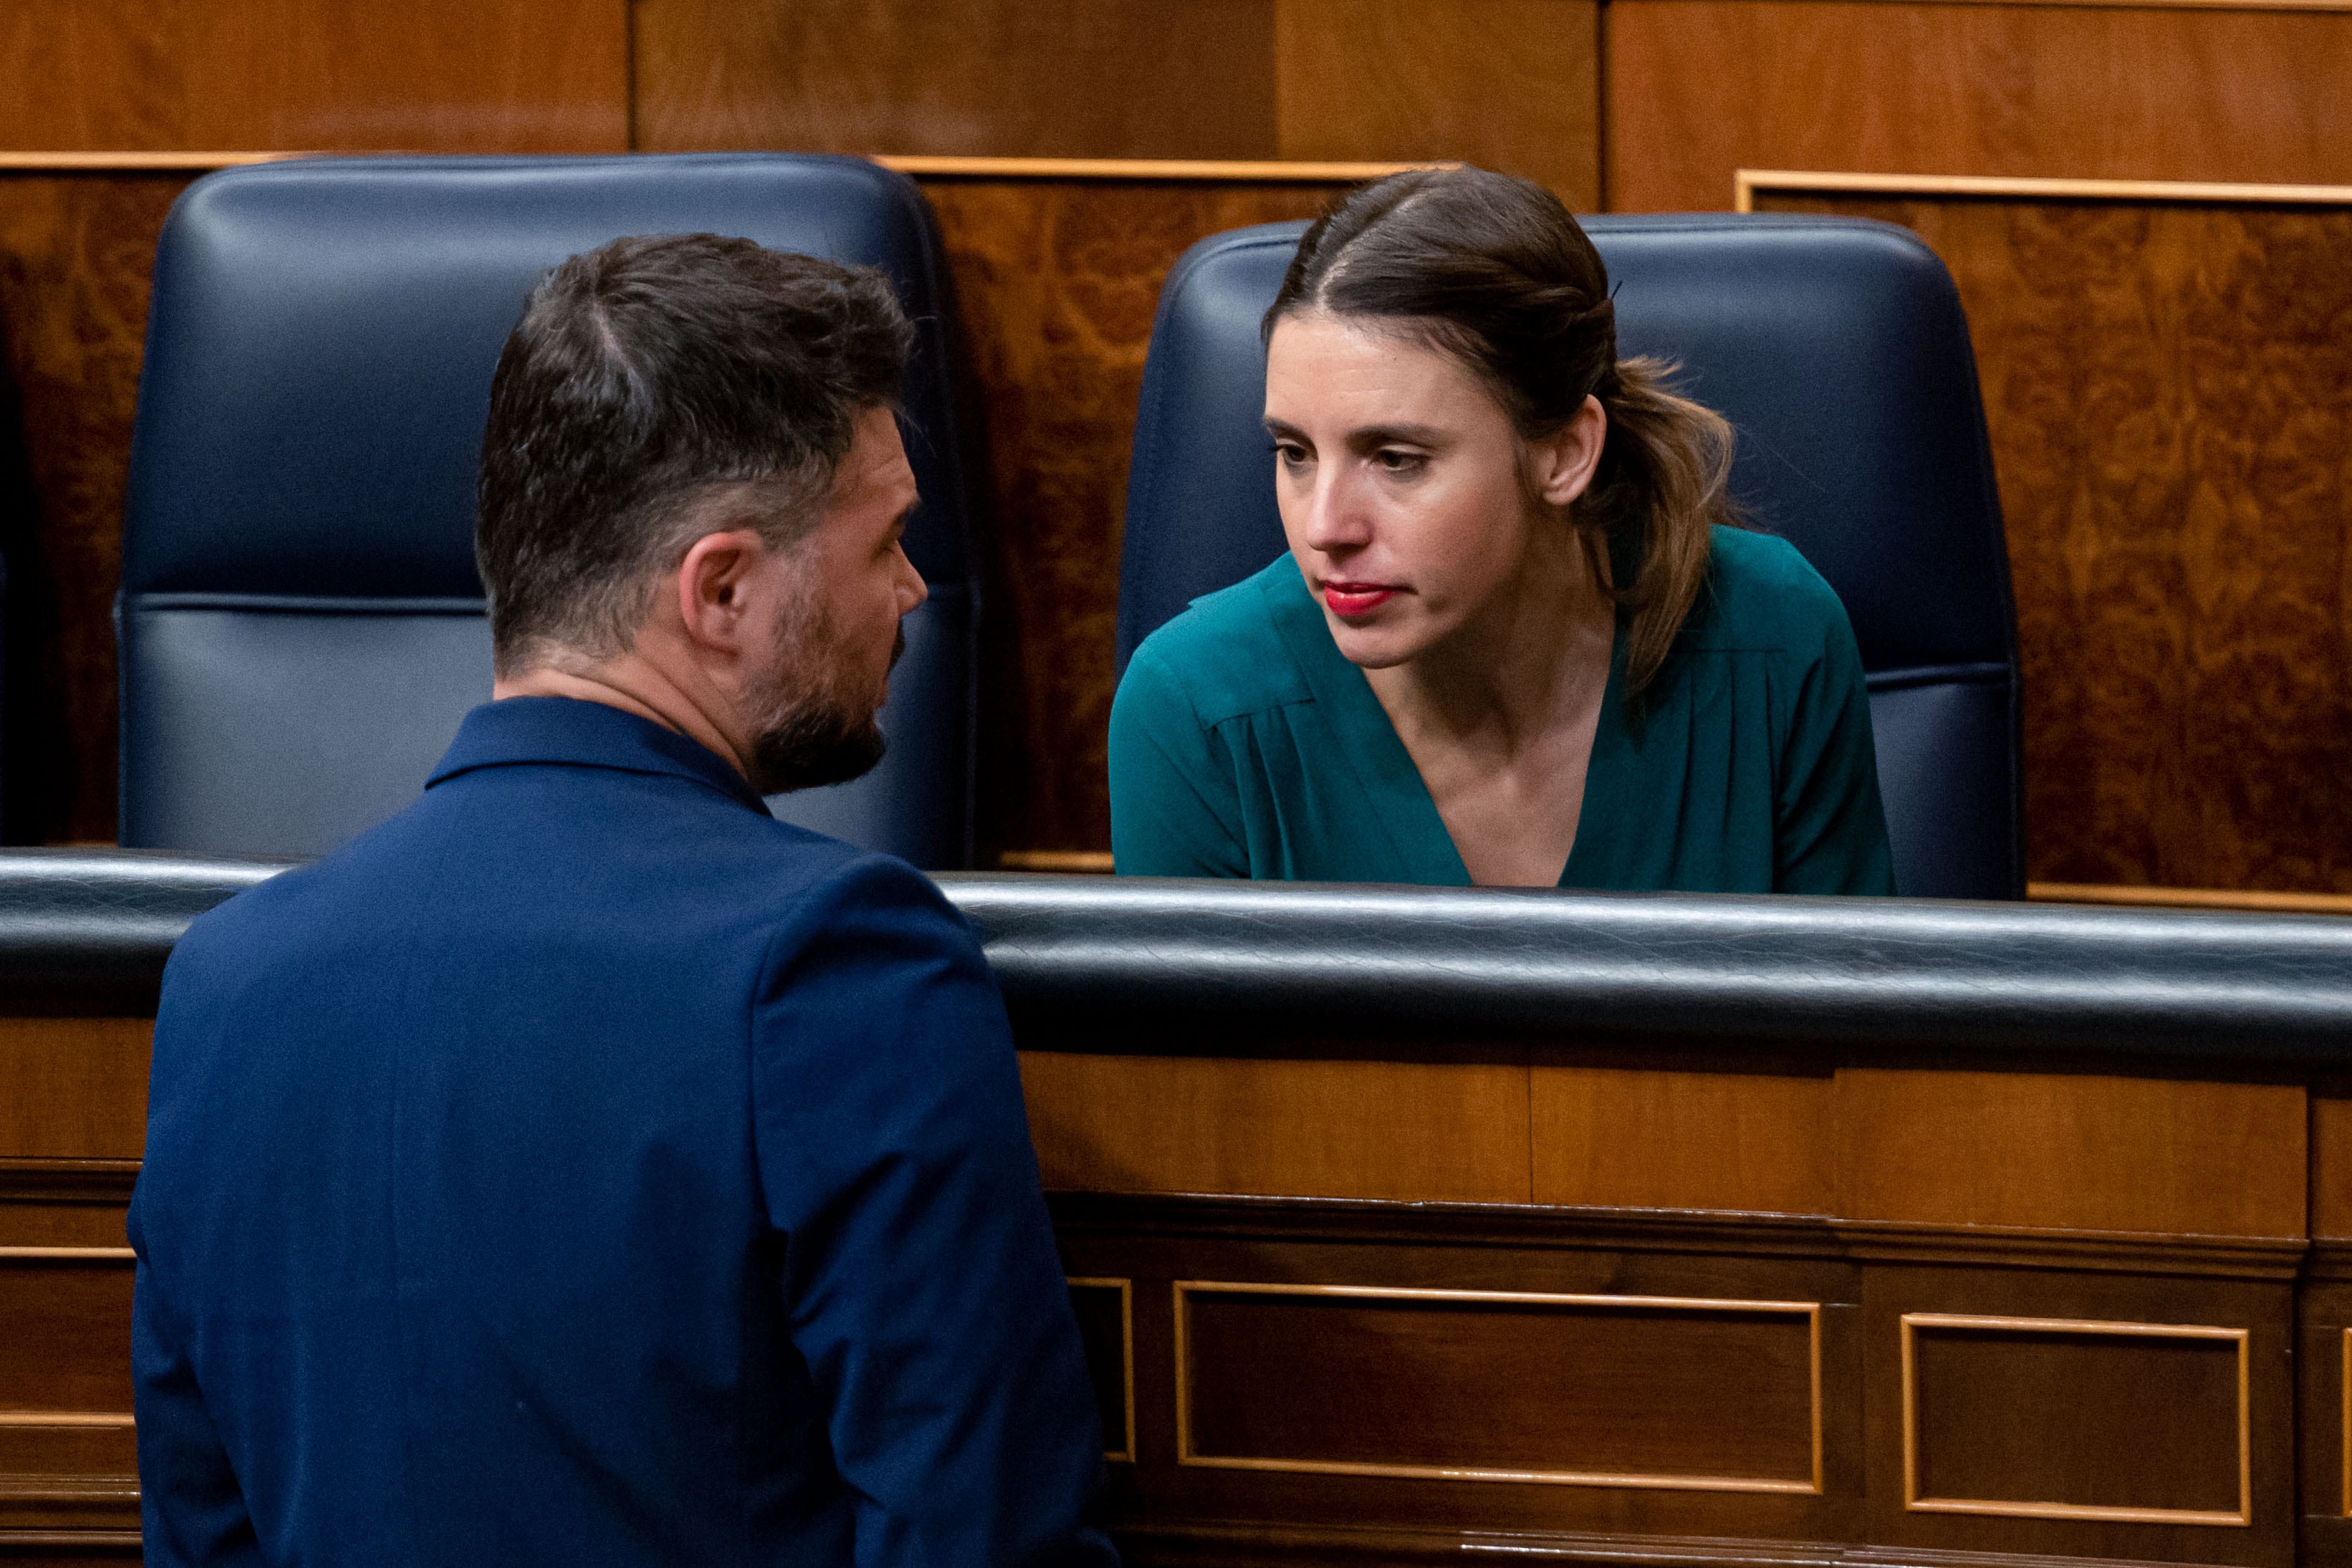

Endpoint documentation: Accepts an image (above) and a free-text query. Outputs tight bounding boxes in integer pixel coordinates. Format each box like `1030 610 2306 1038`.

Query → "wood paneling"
1753 188 2352 895
1272 0 1598 208
0 0 629 153
923 177 1346 855
1530 1063 1833 1214
635 0 1282 160
0 174 185 842
1606 2 2352 214
1017 1050 1532 1202
1177 1284 1819 1489
1906 1315 2246 1520
1862 1264 2290 1565
1837 1068 2305 1238
2315 1093 2352 1241
0 1021 153 1162
635 0 1600 207
0 1256 133 1416
1070 1278 1136 1461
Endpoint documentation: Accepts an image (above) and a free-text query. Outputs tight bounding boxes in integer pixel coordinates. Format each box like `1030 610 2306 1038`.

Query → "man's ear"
672 529 768 653
1532 395 1608 508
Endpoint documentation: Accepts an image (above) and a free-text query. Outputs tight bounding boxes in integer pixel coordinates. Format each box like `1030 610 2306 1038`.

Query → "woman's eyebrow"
1348 423 1448 448
1262 417 1307 441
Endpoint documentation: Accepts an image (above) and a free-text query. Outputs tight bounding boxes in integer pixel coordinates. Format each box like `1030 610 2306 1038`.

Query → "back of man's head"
476 234 914 676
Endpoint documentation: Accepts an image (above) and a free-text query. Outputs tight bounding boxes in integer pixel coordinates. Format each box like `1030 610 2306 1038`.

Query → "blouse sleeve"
1107 643 1250 877
1774 597 1899 896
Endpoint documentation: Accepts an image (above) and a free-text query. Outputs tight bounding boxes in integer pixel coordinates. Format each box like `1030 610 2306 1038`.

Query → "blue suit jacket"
129 696 1114 1567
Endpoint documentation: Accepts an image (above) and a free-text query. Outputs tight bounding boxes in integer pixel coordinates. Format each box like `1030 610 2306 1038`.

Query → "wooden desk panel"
1019 1050 1533 1203
1838 1067 2307 1238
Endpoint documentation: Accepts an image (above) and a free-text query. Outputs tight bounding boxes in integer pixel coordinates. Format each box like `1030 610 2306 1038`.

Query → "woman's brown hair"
1265 166 1739 696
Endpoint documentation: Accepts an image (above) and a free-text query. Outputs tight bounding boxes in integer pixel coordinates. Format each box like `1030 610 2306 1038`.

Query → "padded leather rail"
0 850 287 1011
2 850 2350 1061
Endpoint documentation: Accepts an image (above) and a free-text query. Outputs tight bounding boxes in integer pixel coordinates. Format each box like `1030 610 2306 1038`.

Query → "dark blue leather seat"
1118 215 2022 899
122 154 976 866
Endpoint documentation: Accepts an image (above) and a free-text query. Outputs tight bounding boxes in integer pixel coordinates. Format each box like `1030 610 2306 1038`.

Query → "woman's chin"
1325 619 1424 670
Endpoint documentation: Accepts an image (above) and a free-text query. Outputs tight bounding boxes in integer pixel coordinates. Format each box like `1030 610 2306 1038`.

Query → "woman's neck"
1363 528 1617 761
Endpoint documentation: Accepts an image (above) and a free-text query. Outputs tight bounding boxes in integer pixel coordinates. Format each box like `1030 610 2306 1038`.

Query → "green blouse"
1107 526 1896 894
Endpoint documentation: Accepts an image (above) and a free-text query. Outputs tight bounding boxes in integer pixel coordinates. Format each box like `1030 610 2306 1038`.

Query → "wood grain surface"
0 0 628 153
1179 1286 1819 1486
1530 1063 1834 1215
1017 1049 1535 1202
635 0 1599 206
1836 1067 2306 1238
1906 1318 2244 1516
0 174 183 841
1607 1 2352 213
1272 0 1598 208
1757 189 2352 894
0 1019 153 1163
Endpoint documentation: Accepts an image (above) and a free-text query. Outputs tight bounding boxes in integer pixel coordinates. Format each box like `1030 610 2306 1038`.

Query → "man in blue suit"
129 234 1115 1567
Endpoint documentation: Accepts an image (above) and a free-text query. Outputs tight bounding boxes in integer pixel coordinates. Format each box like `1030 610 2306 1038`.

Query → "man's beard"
746 622 905 796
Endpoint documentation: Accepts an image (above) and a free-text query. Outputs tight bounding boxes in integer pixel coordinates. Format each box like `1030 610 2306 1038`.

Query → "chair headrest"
126 153 972 602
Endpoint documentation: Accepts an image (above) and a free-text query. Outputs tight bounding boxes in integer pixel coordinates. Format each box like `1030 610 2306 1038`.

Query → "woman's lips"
1322 582 1401 617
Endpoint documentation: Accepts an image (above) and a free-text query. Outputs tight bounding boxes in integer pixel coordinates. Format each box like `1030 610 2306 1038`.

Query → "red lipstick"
1322 581 1400 617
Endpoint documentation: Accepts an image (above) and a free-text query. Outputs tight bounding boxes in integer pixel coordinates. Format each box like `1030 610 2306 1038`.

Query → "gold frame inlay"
1900 1312 2251 1526
1173 1281 1823 1494
1067 1276 1136 1464
0 1246 137 1430
1738 168 2352 212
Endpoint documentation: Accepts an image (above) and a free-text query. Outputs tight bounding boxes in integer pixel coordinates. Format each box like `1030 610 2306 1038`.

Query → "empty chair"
122 153 976 867
1117 214 2022 899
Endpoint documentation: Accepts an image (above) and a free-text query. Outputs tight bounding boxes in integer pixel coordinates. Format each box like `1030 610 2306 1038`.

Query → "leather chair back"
1118 214 2022 898
123 154 976 866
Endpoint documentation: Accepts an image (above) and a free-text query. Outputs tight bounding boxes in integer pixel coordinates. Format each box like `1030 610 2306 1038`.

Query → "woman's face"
1263 310 1589 670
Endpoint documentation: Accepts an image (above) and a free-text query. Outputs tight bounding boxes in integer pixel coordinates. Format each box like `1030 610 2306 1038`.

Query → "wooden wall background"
2 0 2348 893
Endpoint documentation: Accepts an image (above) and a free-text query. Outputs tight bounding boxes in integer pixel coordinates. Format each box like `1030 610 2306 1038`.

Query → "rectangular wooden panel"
2309 1092 2352 1240
0 173 188 841
0 1419 137 1479
1272 0 1599 209
1175 1281 1820 1491
1530 1063 1831 1214
0 0 630 153
1069 1277 1136 1462
1836 1068 2304 1237
1753 189 2352 895
1606 1 2352 214
635 0 1280 159
0 1254 135 1416
0 1020 154 1161
1019 1051 1532 1202
1904 1314 2247 1524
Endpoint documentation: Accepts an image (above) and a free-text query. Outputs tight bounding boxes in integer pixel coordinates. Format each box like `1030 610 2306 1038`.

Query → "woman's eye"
1374 449 1427 474
1272 442 1310 467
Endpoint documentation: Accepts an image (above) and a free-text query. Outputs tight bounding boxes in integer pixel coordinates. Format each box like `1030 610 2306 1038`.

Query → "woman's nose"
1302 471 1373 552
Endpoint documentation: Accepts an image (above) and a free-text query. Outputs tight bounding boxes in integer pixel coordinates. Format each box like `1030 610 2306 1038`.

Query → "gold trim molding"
0 151 1409 186
1739 167 2352 211
1173 1281 1823 1494
1067 1276 1138 1463
1900 1312 2252 1526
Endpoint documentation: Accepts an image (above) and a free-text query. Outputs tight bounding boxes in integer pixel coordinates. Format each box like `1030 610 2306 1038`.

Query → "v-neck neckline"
1262 560 1628 889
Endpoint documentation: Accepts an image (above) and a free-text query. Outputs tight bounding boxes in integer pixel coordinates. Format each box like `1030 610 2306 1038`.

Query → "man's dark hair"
476 233 913 673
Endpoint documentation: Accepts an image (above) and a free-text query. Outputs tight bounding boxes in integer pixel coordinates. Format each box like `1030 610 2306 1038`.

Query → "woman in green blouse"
1108 166 1895 893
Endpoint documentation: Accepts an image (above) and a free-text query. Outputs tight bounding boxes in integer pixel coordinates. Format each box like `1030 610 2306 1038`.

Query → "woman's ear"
1532 395 1608 508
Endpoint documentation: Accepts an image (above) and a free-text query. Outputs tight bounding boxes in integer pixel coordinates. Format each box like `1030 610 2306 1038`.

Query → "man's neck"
493 657 757 784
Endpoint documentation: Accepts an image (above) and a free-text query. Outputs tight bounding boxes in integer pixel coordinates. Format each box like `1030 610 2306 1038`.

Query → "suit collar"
428 696 769 814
